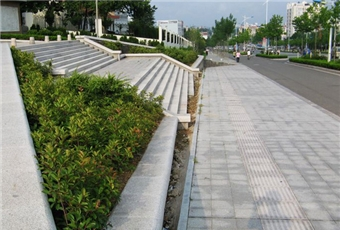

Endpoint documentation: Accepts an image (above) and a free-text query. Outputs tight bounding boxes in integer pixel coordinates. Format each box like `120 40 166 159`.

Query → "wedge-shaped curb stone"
1 43 56 229
107 116 178 230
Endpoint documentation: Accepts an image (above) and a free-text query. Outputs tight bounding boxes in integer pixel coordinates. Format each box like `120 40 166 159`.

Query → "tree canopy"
20 0 157 37
211 14 236 47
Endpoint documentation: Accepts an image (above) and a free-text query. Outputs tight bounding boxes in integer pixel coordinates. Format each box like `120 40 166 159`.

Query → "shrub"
37 28 53 36
147 40 161 47
289 57 340 70
128 46 159 54
11 47 164 229
28 29 38 35
256 53 288 59
119 36 139 44
101 34 118 40
1 33 67 41
79 30 92 36
162 47 198 66
103 41 122 50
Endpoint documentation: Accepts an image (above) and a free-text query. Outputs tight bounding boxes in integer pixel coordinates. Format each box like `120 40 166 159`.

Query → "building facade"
286 1 311 37
0 0 26 33
157 20 184 36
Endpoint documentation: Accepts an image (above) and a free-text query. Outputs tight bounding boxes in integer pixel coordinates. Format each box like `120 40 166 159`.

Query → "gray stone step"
31 42 86 57
162 66 180 111
36 46 93 63
178 71 189 114
188 73 195 97
52 49 100 68
137 60 169 94
56 52 108 71
129 58 162 86
80 58 118 75
168 68 184 114
153 64 175 98
67 55 115 75
18 40 81 52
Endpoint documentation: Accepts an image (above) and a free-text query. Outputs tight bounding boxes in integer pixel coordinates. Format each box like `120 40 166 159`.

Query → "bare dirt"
162 75 201 230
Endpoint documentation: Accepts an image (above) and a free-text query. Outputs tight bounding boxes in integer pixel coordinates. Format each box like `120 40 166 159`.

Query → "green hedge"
11 47 164 229
1 33 68 41
125 45 198 66
289 57 340 70
256 53 288 59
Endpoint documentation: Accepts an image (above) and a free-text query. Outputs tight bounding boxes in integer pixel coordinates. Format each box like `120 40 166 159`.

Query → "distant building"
0 0 26 33
286 1 311 38
157 20 184 36
200 31 208 39
107 12 131 34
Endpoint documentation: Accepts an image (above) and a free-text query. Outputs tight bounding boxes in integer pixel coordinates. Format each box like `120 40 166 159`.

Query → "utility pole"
96 0 99 37
328 28 333 62
327 0 335 62
263 0 269 53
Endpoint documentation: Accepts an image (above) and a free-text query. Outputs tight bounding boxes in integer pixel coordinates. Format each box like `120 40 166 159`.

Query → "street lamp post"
95 0 99 37
263 0 269 53
327 0 335 62
241 15 253 51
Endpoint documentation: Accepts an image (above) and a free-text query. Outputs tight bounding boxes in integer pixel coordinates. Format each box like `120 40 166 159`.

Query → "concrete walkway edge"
178 69 206 230
1 43 56 229
107 116 178 229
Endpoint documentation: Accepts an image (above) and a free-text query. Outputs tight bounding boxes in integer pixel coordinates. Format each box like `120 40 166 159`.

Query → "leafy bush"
79 30 93 36
37 28 54 36
30 24 41 31
11 47 164 229
289 57 340 70
103 41 122 50
28 29 38 35
147 40 162 47
1 33 67 41
256 53 288 59
126 46 198 66
101 34 118 40
128 46 159 54
162 47 198 66
119 36 139 44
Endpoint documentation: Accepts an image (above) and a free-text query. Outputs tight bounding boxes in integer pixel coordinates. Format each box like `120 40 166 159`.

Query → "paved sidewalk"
181 60 340 229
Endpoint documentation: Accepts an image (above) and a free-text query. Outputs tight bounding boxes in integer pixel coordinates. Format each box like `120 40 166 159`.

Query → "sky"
151 0 318 28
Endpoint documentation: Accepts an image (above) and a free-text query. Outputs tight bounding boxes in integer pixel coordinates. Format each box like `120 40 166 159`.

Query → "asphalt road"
237 54 340 117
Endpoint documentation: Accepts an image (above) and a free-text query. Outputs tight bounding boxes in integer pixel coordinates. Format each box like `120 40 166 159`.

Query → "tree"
20 0 63 28
211 14 236 48
306 3 331 52
184 28 206 53
62 1 94 30
122 0 157 37
330 0 340 56
293 11 314 50
45 1 64 27
236 29 251 51
266 15 284 49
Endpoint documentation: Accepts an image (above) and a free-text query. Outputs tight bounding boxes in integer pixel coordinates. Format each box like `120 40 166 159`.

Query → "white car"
335 47 340 58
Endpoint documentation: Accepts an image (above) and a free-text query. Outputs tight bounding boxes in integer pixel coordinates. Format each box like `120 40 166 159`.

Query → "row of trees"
206 0 340 53
20 0 158 38
293 0 340 52
207 13 283 51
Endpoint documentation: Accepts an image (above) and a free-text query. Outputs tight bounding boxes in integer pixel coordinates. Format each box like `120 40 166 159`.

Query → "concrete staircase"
92 55 196 127
17 39 200 128
2 37 203 229
17 40 117 75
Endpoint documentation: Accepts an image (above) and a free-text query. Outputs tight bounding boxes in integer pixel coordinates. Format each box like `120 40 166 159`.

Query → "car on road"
334 47 340 58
